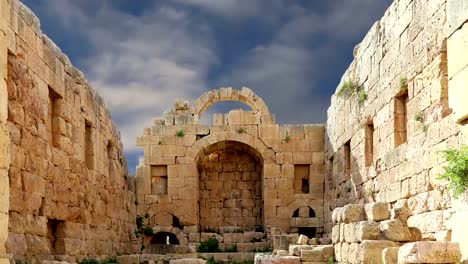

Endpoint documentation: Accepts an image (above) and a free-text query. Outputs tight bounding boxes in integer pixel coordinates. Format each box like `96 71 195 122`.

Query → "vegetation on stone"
439 146 468 198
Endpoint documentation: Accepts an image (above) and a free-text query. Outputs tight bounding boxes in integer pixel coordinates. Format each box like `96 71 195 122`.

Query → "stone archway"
190 87 272 122
197 141 264 232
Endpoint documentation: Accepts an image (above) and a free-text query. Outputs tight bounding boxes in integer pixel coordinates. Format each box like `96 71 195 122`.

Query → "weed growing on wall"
198 237 221 252
236 127 246 134
414 111 424 122
176 130 185 137
399 77 408 91
438 146 468 198
336 80 367 103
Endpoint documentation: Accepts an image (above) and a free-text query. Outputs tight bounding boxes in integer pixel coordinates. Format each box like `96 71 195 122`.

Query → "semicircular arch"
191 87 271 120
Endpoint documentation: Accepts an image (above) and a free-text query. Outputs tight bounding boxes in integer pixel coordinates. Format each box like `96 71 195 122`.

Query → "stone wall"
136 88 325 243
198 148 263 231
3 0 138 261
325 0 468 260
0 0 10 263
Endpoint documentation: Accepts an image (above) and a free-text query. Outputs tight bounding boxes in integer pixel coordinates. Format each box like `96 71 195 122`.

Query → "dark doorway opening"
298 227 316 238
150 232 180 245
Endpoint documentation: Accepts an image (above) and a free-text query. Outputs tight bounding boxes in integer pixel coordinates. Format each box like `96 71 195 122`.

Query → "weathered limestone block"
276 250 289 256
407 210 444 233
447 0 468 36
254 255 300 264
365 202 390 221
382 247 399 264
331 207 343 223
359 240 399 264
300 245 334 262
116 255 140 264
398 242 461 264
273 235 297 251
344 221 379 243
297 234 308 245
289 245 315 256
331 225 340 243
379 219 415 242
342 204 365 223
169 259 206 264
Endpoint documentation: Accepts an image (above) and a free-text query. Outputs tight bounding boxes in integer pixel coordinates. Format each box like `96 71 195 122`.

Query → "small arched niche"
291 206 317 238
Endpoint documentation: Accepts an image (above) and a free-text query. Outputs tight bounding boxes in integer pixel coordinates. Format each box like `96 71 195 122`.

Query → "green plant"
198 237 220 252
78 259 99 264
101 258 119 264
176 130 185 137
327 256 335 264
284 135 291 143
206 257 223 264
224 243 238 252
438 146 468 198
414 111 424 122
400 77 408 91
16 260 32 264
357 90 368 104
421 123 429 132
158 140 162 145
337 80 359 97
136 215 145 229
143 226 154 236
236 127 247 134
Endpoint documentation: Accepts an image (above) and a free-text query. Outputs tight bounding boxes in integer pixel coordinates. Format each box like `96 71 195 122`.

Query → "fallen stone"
398 242 461 264
169 259 206 264
117 255 140 264
297 234 308 245
289 245 314 256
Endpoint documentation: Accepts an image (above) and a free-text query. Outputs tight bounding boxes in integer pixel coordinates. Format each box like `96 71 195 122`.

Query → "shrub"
206 257 223 264
284 135 291 143
175 130 185 137
357 90 368 103
327 256 335 264
236 127 247 134
337 80 358 97
414 111 424 122
136 215 145 229
143 226 154 236
438 146 468 198
400 77 408 91
78 259 100 264
198 237 220 252
101 258 119 264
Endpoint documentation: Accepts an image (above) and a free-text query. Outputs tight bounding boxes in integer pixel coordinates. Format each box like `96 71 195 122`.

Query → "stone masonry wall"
0 0 11 263
325 0 468 260
198 148 263 231
136 88 326 242
3 0 138 261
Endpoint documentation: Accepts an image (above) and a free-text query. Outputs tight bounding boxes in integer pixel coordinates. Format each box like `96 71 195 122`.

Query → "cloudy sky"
22 0 392 173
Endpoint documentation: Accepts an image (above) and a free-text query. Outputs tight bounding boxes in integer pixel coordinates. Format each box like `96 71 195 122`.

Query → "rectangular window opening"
294 165 310 194
85 121 94 169
47 219 65 254
394 91 408 147
344 140 351 178
151 165 168 195
47 87 61 147
107 142 114 180
365 121 375 167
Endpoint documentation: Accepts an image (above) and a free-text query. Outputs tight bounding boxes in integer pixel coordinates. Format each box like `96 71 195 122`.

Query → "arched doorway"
198 141 263 232
292 207 317 238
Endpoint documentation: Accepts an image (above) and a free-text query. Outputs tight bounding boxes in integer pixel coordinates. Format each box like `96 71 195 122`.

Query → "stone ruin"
1 0 468 263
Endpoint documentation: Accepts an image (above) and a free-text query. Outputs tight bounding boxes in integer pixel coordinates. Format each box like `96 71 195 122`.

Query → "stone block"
297 234 308 245
254 255 300 264
407 210 444 233
289 245 314 256
359 240 399 264
169 259 206 264
342 204 365 223
382 247 399 264
449 63 468 123
365 202 390 221
447 0 468 36
379 219 414 242
398 242 461 263
116 255 140 264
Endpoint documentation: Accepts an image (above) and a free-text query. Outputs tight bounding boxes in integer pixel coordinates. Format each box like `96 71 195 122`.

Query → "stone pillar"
447 0 468 262
0 0 10 263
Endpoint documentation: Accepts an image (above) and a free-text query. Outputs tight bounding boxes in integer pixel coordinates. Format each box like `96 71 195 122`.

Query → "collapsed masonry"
0 0 468 263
